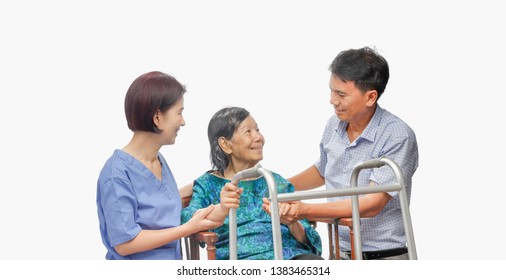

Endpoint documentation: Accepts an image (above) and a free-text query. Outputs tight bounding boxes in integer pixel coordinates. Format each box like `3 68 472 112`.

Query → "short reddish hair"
124 71 186 133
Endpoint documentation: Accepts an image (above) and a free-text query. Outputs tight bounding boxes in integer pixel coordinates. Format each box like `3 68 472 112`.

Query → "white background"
1 0 505 263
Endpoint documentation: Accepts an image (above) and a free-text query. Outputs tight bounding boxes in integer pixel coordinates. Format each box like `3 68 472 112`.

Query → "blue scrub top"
96 149 182 260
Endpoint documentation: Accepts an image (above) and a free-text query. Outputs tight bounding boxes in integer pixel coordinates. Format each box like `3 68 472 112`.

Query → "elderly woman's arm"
287 221 309 244
198 182 244 223
276 201 309 244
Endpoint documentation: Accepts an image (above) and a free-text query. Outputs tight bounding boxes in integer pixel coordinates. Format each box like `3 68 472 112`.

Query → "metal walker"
228 157 417 260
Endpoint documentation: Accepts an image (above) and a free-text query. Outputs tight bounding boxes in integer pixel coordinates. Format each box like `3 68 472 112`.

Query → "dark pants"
290 253 325 260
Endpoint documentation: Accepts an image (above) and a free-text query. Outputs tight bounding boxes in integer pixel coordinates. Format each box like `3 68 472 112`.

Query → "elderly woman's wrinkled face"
226 116 265 167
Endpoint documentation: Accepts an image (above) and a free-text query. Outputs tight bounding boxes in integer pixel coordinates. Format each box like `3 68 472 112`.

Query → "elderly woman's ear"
218 137 232 155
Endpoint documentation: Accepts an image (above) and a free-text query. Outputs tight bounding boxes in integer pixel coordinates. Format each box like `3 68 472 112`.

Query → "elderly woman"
181 107 322 260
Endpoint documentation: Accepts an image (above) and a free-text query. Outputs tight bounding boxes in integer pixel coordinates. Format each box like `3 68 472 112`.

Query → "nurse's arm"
115 205 218 256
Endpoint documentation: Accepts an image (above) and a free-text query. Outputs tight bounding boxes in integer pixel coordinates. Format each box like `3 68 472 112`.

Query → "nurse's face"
156 96 185 145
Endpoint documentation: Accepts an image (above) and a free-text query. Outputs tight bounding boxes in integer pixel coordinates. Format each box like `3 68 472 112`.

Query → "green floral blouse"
181 171 322 260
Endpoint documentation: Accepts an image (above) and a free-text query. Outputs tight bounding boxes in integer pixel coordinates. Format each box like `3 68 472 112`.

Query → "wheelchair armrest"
185 231 218 260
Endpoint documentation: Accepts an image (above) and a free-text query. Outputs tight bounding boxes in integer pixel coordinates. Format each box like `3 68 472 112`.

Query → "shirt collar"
336 104 384 143
360 104 383 142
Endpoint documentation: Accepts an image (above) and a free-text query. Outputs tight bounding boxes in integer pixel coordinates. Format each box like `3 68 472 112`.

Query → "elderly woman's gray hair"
207 107 250 175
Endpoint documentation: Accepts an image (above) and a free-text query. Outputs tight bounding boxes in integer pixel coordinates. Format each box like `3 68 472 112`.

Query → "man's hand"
262 197 303 225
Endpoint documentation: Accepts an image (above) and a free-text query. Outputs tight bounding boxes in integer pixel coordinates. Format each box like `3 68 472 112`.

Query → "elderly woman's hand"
219 182 243 212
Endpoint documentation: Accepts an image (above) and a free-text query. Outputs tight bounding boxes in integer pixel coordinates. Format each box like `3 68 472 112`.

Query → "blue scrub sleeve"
100 177 142 247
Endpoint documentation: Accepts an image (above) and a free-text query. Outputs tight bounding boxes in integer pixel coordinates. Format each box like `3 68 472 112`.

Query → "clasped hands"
261 198 302 225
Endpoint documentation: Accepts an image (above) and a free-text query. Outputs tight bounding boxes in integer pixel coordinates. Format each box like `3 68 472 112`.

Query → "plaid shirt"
315 105 418 251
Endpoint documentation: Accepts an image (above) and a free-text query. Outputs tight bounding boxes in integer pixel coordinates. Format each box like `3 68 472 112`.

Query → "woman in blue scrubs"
96 71 234 260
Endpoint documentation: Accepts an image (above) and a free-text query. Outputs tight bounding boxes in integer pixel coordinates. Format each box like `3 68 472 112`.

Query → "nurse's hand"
188 204 223 231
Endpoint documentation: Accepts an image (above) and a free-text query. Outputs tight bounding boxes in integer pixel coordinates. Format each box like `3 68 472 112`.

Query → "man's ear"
366 90 378 106
218 137 232 155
